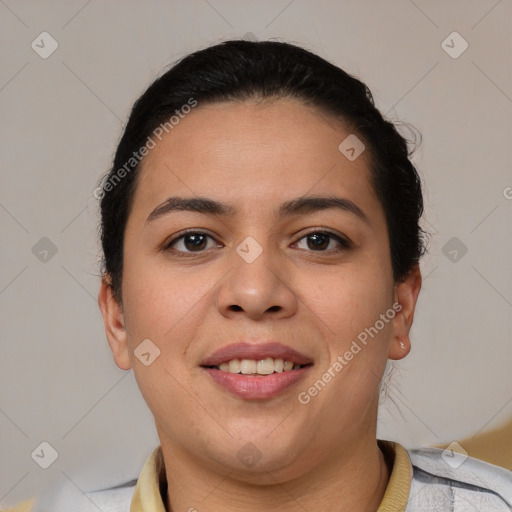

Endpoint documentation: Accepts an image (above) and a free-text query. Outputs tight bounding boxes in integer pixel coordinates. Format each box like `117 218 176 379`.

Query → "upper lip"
201 342 313 367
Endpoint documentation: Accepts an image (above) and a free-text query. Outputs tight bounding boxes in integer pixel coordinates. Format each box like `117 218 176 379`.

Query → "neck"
158 434 390 512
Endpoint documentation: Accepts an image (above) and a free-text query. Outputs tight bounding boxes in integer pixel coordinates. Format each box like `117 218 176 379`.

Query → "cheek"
301 270 393 426
301 261 392 342
120 256 209 425
121 248 212 365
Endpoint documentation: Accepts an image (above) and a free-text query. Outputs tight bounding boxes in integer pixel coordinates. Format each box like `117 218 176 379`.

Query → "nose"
215 238 298 321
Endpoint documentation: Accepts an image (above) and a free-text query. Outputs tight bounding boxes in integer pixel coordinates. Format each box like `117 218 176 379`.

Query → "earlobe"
388 264 422 361
98 276 131 370
389 337 411 360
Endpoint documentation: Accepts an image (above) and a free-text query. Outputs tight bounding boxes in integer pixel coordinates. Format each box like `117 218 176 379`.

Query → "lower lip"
203 367 311 400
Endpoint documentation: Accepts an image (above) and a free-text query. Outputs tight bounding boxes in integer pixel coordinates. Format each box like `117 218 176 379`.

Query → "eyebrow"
146 195 369 224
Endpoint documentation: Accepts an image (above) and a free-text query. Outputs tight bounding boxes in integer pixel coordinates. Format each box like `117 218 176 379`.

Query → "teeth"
240 359 257 374
256 357 274 375
228 359 241 373
216 357 300 375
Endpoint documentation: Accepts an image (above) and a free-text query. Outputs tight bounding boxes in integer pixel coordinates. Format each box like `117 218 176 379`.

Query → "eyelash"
163 228 352 258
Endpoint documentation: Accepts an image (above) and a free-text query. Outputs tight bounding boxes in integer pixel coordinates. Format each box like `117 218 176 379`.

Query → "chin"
199 435 309 482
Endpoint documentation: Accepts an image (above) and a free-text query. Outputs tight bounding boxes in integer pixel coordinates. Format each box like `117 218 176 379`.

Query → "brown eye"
295 231 351 252
305 232 330 250
166 232 219 254
182 233 208 251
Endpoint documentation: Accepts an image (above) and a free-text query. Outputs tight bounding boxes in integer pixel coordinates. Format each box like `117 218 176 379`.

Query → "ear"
98 276 131 370
388 264 422 360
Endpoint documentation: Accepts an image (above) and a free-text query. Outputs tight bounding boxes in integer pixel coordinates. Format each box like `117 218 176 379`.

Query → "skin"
99 98 421 511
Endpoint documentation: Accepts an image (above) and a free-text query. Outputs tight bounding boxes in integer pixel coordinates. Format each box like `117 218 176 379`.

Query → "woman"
13 39 511 512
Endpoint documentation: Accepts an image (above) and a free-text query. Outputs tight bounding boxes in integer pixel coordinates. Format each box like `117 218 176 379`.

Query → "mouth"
200 342 313 400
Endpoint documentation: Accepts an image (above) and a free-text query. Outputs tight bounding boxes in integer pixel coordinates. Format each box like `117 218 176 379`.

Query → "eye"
294 230 351 252
165 231 220 255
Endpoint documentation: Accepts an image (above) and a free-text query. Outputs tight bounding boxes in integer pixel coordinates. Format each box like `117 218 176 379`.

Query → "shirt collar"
130 441 413 512
130 446 166 512
377 440 413 512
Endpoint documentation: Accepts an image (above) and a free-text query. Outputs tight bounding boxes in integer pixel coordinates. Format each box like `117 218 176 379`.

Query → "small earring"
399 341 406 350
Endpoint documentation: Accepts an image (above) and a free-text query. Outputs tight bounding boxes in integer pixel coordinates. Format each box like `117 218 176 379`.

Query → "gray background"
1 0 511 507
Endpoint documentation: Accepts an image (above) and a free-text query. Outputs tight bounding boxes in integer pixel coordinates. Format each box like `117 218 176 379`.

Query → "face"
99 98 421 483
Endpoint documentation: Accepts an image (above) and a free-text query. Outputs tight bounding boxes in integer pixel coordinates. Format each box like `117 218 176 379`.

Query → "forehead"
132 98 381 223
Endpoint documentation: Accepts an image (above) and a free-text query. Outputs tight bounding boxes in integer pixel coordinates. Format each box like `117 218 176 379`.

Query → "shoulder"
4 480 137 512
5 447 160 512
406 446 512 511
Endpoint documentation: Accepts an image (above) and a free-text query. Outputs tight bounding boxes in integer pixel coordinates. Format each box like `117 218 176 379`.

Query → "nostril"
227 304 281 313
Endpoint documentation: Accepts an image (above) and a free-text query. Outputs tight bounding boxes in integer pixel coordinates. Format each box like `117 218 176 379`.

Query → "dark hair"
99 40 427 302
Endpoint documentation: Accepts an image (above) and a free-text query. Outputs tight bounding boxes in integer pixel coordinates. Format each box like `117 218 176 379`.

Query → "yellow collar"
377 441 413 512
130 446 167 512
